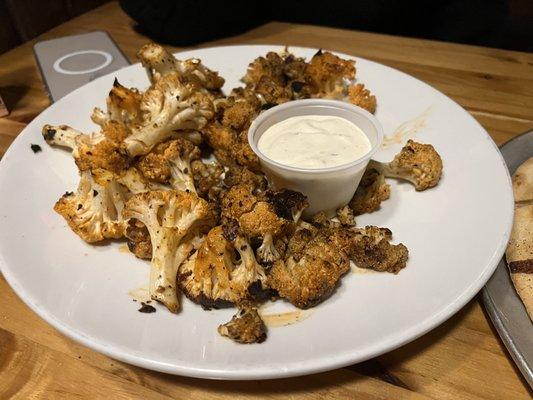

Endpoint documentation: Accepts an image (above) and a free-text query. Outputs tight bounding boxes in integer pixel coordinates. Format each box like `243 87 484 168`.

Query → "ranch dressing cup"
248 99 383 217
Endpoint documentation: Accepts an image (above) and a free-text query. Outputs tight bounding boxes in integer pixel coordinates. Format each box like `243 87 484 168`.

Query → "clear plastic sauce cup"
248 99 384 217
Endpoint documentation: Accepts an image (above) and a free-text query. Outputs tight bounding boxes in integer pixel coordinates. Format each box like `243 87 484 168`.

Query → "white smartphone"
33 31 130 102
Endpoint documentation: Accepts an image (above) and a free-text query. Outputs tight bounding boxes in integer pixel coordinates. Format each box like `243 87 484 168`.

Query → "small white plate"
0 45 513 380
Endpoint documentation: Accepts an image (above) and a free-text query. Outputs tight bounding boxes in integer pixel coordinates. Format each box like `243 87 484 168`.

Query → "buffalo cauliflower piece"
349 168 391 215
123 72 214 156
137 43 224 90
123 190 214 312
177 226 267 309
218 305 267 344
268 222 351 308
54 170 127 243
369 140 443 191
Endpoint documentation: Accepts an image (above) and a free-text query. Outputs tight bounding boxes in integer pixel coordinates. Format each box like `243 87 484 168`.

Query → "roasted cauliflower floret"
42 124 103 157
137 138 200 192
202 121 236 166
95 79 143 127
349 168 391 215
123 190 214 312
240 201 290 265
266 188 309 223
348 83 377 113
54 170 127 243
125 219 152 259
178 226 267 309
221 99 260 131
224 166 267 191
42 124 129 176
137 43 224 90
348 226 409 273
221 184 261 223
218 305 267 344
242 51 286 87
268 222 351 308
123 72 214 156
336 205 356 226
305 50 355 98
369 140 443 191
190 159 224 199
254 75 293 104
241 50 314 104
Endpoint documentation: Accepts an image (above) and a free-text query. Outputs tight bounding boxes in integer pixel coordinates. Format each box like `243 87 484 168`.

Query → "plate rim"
0 44 514 380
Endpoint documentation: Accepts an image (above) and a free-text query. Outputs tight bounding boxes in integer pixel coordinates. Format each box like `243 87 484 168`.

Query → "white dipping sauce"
257 115 371 169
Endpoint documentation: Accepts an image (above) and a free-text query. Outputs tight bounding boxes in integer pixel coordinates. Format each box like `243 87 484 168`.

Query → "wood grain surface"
0 2 532 399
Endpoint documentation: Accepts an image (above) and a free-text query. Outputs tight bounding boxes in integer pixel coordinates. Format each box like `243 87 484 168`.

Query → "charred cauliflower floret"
42 124 103 158
348 83 377 113
42 124 129 176
369 140 443 191
92 79 143 131
305 50 356 99
137 43 224 90
218 305 267 344
266 188 309 223
123 190 214 312
54 170 127 243
137 138 200 192
123 72 214 157
178 226 267 309
349 168 391 215
348 226 409 273
268 222 351 309
241 51 311 102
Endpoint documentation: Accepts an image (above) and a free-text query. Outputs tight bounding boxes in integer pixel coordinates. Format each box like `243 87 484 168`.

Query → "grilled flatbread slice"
505 204 533 319
512 157 533 203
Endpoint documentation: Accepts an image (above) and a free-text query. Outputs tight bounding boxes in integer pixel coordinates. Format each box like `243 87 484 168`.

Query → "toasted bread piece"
512 157 533 203
506 203 533 319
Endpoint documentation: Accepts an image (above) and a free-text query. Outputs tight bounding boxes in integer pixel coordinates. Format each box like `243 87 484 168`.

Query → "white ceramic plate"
0 45 513 380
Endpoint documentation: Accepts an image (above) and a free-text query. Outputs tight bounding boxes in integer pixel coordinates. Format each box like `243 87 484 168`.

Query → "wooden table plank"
0 2 532 399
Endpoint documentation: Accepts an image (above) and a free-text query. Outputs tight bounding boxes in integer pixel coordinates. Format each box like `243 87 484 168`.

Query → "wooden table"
0 2 532 399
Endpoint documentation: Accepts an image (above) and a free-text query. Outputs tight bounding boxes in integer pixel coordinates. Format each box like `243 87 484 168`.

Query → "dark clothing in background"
120 0 509 48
